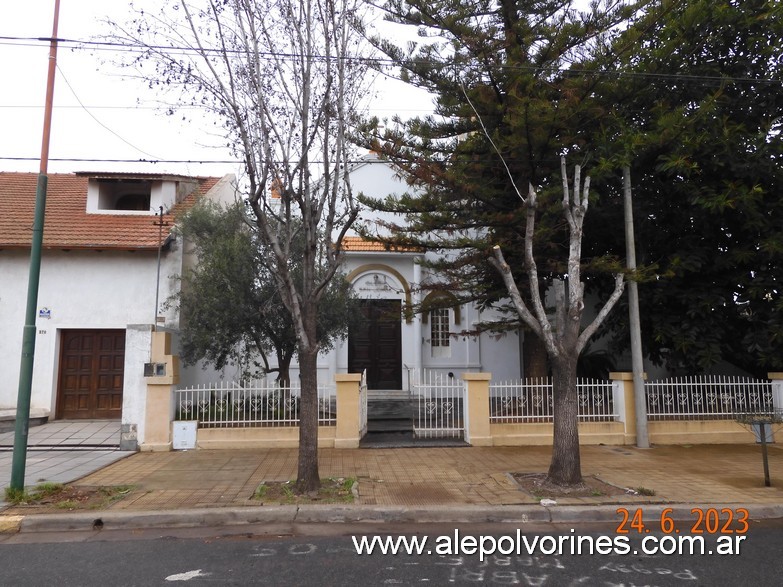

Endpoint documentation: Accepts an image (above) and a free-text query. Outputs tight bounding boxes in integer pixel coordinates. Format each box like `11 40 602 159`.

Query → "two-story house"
0 171 235 448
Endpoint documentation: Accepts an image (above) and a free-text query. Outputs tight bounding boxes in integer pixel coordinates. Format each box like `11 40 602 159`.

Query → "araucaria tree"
360 0 637 487
489 159 625 488
113 0 369 491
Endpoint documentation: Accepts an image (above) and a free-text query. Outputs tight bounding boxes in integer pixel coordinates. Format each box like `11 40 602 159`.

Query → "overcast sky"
0 0 434 177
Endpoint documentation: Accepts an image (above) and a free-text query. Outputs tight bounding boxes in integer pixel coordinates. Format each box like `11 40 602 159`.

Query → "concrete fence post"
141 330 179 451
610 372 637 445
334 373 363 449
462 372 492 446
769 373 783 413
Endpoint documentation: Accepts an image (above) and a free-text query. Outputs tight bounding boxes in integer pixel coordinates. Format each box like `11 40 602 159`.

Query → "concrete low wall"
648 420 759 445
195 426 337 449
489 421 628 446
149 371 780 451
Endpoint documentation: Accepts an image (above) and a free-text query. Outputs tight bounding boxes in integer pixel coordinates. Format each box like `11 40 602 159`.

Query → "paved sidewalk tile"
61 443 783 512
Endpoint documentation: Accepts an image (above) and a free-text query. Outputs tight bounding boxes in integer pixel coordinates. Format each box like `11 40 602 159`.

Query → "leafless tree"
489 157 626 488
112 0 369 491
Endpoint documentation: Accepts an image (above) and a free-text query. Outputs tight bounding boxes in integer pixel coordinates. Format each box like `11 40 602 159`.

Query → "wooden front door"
57 329 125 419
348 299 402 389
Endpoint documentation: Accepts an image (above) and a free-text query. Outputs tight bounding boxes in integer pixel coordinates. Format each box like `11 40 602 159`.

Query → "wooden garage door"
57 329 125 419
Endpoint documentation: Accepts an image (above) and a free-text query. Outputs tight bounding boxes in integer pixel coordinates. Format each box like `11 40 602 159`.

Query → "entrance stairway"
360 390 467 448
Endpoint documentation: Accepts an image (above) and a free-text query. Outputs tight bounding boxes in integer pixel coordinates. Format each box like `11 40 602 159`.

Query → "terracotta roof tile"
341 236 421 253
0 172 221 250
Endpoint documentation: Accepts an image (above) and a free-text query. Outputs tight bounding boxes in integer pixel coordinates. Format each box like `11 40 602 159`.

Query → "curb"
6 503 783 534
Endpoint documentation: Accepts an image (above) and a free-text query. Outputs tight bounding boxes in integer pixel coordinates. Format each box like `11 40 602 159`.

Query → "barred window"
430 307 450 348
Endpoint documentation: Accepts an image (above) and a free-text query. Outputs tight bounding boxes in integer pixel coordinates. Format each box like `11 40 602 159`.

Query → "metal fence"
645 375 774 420
174 380 336 428
411 370 465 439
489 377 617 423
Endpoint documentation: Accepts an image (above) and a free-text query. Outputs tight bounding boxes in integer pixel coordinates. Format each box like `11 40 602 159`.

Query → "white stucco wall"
0 244 183 426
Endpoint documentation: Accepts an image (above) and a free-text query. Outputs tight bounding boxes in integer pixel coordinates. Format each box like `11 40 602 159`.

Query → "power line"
55 63 162 160
0 35 780 87
0 157 240 165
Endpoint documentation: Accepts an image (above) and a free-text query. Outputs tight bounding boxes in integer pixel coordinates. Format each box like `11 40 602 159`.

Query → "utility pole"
10 0 61 491
623 165 649 448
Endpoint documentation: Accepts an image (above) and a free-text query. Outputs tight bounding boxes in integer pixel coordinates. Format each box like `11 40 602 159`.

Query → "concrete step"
367 389 411 401
367 418 412 433
367 399 414 421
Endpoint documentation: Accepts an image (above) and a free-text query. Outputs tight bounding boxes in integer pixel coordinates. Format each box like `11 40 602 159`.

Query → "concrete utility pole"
11 0 61 491
623 165 649 448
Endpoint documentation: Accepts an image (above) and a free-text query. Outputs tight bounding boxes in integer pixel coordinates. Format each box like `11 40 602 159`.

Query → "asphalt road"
0 520 781 586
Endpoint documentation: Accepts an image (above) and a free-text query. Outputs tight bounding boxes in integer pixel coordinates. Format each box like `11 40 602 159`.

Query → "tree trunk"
523 333 549 379
546 354 583 487
296 345 320 493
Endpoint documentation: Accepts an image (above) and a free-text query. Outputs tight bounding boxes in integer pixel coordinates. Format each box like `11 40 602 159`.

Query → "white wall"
0 244 183 423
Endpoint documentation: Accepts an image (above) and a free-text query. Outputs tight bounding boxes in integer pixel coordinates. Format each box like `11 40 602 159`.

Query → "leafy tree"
174 201 356 387
587 0 783 375
111 0 369 491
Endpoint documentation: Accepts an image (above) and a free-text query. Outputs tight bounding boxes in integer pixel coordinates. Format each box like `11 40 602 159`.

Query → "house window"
430 307 451 357
97 179 152 212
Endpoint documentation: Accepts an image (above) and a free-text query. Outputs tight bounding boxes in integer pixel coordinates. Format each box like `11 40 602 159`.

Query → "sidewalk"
2 442 782 532
0 420 133 491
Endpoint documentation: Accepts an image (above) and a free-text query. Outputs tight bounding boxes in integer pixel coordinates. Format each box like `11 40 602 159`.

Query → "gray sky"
0 0 433 177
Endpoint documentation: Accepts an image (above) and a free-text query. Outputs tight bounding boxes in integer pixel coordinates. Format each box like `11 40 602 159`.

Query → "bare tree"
112 0 369 491
489 157 626 488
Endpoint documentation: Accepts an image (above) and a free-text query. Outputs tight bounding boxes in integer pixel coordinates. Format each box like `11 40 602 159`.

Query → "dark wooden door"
57 329 125 419
348 299 402 389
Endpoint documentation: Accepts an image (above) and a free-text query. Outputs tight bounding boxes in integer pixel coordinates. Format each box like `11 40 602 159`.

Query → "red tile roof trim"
0 172 222 251
340 236 422 253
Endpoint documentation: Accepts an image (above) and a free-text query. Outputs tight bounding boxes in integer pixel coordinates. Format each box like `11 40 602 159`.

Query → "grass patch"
635 486 656 496
4 483 135 510
253 477 357 505
4 482 65 505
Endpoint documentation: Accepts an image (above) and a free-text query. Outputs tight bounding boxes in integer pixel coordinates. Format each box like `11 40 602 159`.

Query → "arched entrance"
348 299 402 389
344 265 411 390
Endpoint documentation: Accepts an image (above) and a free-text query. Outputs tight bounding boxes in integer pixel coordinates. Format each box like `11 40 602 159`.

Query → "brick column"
334 373 363 449
609 372 636 445
141 331 180 452
462 372 492 446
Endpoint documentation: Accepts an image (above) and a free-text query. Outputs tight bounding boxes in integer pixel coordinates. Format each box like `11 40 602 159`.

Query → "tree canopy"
588 0 783 375
362 0 783 375
174 201 356 385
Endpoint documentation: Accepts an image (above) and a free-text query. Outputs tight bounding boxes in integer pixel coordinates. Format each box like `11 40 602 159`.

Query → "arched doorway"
348 299 402 389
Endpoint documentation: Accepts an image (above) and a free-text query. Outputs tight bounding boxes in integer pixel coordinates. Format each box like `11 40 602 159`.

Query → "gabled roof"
0 172 222 251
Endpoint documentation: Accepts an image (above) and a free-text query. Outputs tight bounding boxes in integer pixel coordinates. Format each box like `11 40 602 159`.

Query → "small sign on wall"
38 307 51 319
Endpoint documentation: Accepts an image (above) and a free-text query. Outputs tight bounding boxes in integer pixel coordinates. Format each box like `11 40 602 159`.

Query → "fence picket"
488 377 616 423
644 374 773 420
175 380 336 428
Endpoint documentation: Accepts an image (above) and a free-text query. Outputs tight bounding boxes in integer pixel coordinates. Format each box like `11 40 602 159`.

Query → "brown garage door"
57 329 125 419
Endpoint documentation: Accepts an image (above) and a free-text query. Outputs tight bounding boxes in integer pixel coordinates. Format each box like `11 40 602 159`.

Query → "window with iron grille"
430 307 450 348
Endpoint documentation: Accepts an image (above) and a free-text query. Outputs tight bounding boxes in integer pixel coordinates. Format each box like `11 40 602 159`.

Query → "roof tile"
0 172 220 250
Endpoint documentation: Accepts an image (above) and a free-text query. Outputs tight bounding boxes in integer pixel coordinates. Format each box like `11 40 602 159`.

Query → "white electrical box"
172 421 197 450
